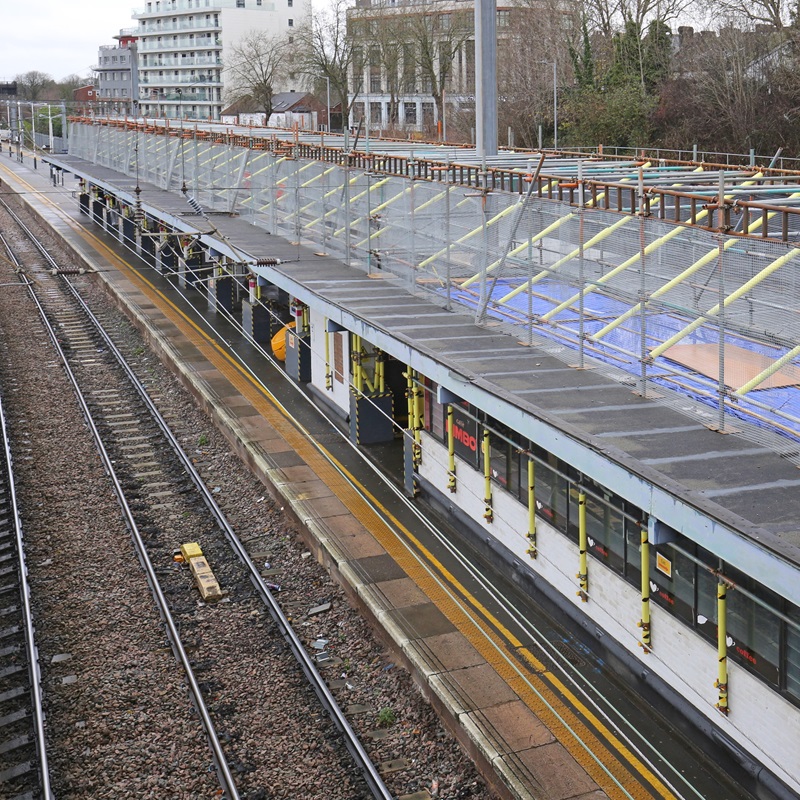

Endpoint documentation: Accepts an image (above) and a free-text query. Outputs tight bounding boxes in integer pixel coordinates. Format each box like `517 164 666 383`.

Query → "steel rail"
0 199 241 800
3 198 393 800
0 243 53 800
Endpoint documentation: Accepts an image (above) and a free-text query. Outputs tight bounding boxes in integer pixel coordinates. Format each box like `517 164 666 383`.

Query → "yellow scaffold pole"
460 213 569 290
650 245 800 359
576 490 588 601
716 579 729 715
324 318 332 390
736 343 800 395
526 458 537 557
482 428 493 522
593 237 738 341
416 201 521 271
539 167 707 322
460 173 635 291
352 334 363 395
413 375 424 463
302 172 363 229
638 525 651 651
499 216 632 304
330 178 392 236
405 370 416 463
447 405 456 492
590 176 794 342
303 175 359 230
354 184 459 249
493 167 653 304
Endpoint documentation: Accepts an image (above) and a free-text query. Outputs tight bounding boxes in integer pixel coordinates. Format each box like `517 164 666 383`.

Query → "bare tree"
57 74 89 101
583 0 695 35
497 0 578 146
712 0 789 28
350 6 409 127
225 31 290 117
406 2 472 129
294 0 361 131
15 71 53 101
659 25 791 152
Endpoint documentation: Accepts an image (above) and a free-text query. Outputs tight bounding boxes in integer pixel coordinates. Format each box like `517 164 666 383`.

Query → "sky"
0 1 136 82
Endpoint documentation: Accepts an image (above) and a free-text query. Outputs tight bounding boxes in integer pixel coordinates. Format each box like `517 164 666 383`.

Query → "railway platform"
1 140 795 800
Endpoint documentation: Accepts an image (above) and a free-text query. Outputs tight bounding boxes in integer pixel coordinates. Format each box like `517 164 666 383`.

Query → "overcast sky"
1 1 135 82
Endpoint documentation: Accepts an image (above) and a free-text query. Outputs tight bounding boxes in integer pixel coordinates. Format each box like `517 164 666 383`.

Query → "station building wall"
309 309 350 415
417 427 800 795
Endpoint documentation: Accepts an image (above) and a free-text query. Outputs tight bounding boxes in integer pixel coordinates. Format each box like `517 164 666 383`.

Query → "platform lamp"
535 60 558 150
323 75 331 133
176 87 188 193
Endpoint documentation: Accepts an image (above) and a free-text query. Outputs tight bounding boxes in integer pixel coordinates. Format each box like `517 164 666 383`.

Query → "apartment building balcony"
139 54 222 70
137 18 220 34
140 55 221 68
141 88 219 103
138 37 221 52
139 74 222 87
134 0 221 19
133 0 275 18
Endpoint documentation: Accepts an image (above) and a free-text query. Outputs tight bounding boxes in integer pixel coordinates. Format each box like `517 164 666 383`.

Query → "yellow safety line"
4 163 676 800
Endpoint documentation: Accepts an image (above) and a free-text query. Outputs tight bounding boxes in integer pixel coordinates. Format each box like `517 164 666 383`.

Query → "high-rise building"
95 30 140 116
133 0 301 121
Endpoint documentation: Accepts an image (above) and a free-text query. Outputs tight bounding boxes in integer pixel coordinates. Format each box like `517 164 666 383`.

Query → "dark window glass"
449 403 479 468
649 543 694 625
585 491 625 573
508 435 521 501
484 422 511 490
787 604 800 701
423 379 444 442
695 564 718 642
535 457 567 533
625 518 642 585
726 566 781 686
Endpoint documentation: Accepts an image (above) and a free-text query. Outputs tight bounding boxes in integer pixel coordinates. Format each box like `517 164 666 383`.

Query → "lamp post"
552 59 558 150
30 101 37 160
536 60 558 150
324 75 331 132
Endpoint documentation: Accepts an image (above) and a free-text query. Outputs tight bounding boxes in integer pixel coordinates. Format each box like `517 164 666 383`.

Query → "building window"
497 9 510 26
288 17 294 26
236 0 245 6
787 605 800 701
288 0 292 6
403 101 417 125
370 101 382 125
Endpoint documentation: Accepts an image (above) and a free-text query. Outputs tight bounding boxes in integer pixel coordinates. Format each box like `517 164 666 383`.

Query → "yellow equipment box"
180 542 203 561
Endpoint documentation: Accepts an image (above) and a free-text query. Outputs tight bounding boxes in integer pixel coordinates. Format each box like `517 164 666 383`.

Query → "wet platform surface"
1 153 763 800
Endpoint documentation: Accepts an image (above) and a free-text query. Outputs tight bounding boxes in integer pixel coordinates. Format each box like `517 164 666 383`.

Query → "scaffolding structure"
70 119 800 459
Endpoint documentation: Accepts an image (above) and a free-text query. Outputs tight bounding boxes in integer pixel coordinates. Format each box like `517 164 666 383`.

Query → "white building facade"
133 0 302 120
95 30 140 116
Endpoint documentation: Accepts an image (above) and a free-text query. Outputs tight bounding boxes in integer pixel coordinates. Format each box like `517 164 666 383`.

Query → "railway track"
0 195 394 799
0 374 52 800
